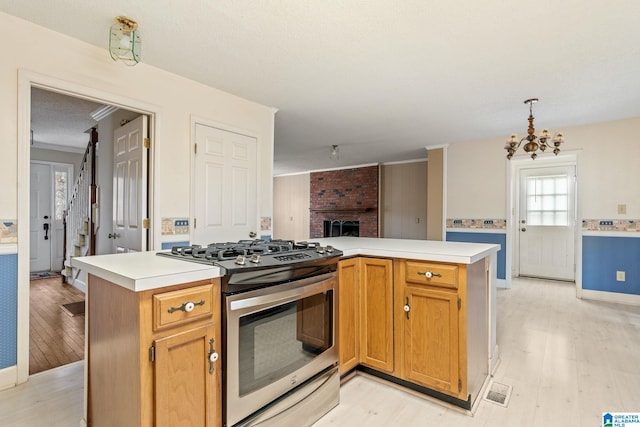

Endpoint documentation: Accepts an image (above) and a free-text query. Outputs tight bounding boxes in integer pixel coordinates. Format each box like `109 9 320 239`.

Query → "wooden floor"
2 277 639 426
29 277 85 374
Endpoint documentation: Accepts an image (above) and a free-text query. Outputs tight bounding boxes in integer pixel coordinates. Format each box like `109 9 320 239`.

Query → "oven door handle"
229 283 331 312
229 287 307 311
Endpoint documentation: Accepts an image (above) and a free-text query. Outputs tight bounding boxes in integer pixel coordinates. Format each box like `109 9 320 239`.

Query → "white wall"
0 11 275 228
447 116 640 220
0 11 275 388
447 138 506 219
30 147 83 172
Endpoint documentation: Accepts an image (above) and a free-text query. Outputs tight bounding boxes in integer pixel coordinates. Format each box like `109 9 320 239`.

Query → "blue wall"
0 253 18 369
583 236 640 295
446 232 506 280
161 241 189 250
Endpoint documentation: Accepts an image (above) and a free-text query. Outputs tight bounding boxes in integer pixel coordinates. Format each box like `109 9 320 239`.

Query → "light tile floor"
1 277 639 426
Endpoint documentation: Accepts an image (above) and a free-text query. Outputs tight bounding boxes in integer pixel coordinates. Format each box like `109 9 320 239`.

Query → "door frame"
29 160 74 272
17 69 160 384
505 151 583 292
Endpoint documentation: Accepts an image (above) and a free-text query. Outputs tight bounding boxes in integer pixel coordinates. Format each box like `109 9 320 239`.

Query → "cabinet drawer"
153 284 214 330
404 261 458 289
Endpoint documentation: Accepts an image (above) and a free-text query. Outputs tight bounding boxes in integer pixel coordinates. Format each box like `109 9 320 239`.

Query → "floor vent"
483 380 512 407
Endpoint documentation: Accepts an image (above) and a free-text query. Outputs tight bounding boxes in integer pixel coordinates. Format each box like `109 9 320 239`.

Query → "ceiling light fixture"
109 16 141 66
330 145 339 161
505 98 565 160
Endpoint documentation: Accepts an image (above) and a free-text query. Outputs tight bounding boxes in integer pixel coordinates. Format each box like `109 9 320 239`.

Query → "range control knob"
250 254 261 263
316 246 325 254
325 245 334 253
235 255 246 265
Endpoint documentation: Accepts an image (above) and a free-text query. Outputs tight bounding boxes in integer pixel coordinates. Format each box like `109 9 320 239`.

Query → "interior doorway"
17 71 155 383
514 160 577 282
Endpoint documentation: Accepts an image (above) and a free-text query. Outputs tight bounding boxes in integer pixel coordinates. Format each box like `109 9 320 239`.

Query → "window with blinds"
526 174 569 226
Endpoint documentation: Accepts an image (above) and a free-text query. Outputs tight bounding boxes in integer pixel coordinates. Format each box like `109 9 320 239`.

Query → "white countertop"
315 237 499 264
72 238 499 292
71 251 221 292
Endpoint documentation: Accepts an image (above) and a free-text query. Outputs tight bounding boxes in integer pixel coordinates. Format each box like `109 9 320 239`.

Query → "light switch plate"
616 271 626 282
618 204 627 214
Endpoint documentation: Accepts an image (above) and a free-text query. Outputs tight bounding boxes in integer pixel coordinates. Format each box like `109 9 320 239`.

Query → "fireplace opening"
324 220 359 237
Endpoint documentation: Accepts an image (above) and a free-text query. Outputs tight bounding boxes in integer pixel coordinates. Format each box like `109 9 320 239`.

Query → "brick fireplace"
310 166 378 238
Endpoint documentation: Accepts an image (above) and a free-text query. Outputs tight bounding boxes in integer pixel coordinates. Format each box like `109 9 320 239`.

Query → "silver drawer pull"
167 299 205 313
417 271 442 278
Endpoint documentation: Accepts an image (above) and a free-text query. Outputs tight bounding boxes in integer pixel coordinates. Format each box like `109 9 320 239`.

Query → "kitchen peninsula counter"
315 236 499 264
71 251 221 292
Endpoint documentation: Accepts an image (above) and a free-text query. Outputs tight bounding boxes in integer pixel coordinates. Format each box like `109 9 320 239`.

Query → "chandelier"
505 98 565 160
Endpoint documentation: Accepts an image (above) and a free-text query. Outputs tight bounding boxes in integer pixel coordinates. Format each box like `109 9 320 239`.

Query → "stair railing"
62 128 98 284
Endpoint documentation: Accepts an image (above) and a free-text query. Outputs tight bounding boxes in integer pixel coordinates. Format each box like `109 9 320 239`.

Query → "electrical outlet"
618 204 627 214
616 271 626 282
415 217 420 224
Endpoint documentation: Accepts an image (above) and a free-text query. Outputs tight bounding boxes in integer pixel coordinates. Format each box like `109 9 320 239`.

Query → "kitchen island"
316 237 499 412
72 237 499 425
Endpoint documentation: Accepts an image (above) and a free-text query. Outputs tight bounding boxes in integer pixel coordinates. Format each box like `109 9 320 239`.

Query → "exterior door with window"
30 163 52 272
30 162 72 272
518 165 576 280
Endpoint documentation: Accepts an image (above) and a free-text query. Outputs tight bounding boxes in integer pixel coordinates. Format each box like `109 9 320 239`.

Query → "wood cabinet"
338 256 488 407
337 257 393 374
396 258 488 403
360 258 394 373
401 283 463 398
87 276 222 427
338 258 360 373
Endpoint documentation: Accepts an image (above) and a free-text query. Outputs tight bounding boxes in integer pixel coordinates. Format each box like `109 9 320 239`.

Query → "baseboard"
579 289 640 306
490 346 500 375
0 365 17 391
71 279 86 294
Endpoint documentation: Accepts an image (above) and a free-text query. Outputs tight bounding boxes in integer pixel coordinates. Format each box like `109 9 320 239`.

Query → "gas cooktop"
157 239 342 275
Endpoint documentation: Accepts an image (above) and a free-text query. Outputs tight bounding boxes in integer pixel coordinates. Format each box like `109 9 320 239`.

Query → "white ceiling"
4 1 640 174
31 88 102 151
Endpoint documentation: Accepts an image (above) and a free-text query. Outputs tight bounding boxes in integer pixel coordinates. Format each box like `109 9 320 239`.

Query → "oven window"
238 290 333 396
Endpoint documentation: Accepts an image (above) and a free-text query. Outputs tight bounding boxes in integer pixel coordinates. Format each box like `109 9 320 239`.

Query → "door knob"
521 228 527 232
108 233 120 239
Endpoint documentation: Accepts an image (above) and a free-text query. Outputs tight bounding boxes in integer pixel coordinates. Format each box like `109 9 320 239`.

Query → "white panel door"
193 124 257 244
112 115 148 253
30 163 51 272
518 165 576 281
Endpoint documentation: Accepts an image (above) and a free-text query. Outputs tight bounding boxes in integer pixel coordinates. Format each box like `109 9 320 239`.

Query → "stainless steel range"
159 240 342 427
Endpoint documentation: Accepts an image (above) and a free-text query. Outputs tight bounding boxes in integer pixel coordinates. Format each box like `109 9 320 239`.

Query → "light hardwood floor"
1 277 639 426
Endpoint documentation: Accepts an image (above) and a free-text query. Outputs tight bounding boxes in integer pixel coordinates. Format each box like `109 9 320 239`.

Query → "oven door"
225 272 338 427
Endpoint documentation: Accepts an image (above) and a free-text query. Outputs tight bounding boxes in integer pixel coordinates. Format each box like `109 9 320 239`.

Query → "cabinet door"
402 286 463 398
154 322 221 427
338 258 360 373
360 258 394 373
